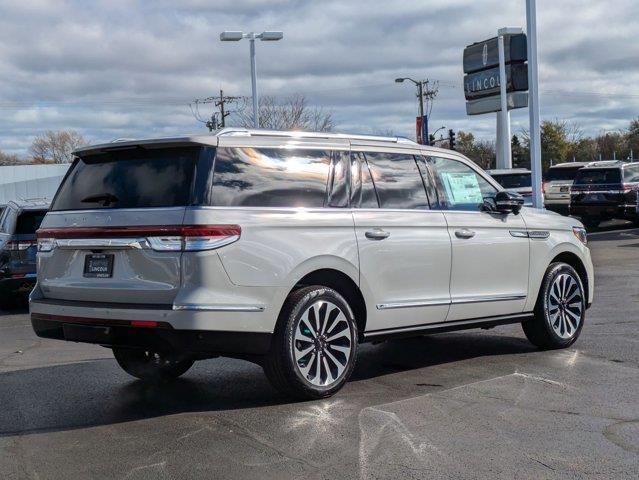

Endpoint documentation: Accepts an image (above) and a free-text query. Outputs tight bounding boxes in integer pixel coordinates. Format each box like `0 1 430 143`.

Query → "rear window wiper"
81 193 119 207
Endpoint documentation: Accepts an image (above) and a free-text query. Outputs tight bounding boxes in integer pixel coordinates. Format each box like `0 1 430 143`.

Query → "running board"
362 313 534 342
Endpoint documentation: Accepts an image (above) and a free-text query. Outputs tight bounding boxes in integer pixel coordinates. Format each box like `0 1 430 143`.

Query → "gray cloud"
0 0 638 155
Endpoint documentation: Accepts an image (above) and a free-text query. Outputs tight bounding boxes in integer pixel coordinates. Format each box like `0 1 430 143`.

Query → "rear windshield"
574 169 621 185
15 210 47 235
491 173 531 189
546 167 583 182
51 147 199 211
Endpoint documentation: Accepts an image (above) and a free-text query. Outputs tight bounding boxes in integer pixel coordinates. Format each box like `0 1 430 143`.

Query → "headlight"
572 227 587 245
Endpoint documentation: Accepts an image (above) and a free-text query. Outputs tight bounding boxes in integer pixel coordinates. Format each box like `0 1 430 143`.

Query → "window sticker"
440 172 483 205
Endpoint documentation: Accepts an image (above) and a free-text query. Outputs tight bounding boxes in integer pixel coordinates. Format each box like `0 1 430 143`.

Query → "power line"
189 90 243 131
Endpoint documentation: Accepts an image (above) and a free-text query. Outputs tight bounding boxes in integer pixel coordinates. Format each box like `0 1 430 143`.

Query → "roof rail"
215 128 418 145
110 138 137 143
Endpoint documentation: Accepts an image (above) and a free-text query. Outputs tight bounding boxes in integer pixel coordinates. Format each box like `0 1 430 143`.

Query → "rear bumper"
570 204 638 219
31 312 272 356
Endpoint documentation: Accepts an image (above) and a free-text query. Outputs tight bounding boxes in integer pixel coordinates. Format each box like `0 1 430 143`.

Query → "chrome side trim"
528 231 550 239
172 304 265 312
376 298 450 310
376 294 526 310
509 230 529 238
54 238 149 250
364 313 533 338
451 294 527 304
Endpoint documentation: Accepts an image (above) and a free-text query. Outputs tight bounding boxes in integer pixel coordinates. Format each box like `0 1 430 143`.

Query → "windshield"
51 147 199 211
574 169 621 185
491 173 531 189
546 167 583 182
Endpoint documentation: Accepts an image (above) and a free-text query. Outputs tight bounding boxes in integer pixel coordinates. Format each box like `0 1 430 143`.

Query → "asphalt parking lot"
1 224 639 479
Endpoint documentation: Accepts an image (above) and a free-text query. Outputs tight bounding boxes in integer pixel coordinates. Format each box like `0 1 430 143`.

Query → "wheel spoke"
300 316 317 339
295 344 314 359
324 349 346 378
298 353 316 378
322 356 334 385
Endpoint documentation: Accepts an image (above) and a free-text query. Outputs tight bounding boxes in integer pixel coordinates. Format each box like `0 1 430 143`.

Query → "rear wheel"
263 286 358 400
522 262 586 349
113 347 194 382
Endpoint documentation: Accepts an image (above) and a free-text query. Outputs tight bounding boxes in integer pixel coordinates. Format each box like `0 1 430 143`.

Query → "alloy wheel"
547 273 583 339
292 300 353 387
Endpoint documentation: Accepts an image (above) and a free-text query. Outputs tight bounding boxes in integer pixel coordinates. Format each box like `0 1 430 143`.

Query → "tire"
263 286 359 400
522 262 586 350
581 216 600 229
113 347 194 382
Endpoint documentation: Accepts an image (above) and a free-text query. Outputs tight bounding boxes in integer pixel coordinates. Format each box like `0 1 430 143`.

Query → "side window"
327 151 350 208
207 147 330 208
624 165 639 183
429 156 497 211
350 152 379 208
15 210 47 235
364 152 430 209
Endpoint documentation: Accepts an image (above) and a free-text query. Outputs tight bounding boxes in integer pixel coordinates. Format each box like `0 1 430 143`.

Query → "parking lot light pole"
220 30 284 128
525 1 543 208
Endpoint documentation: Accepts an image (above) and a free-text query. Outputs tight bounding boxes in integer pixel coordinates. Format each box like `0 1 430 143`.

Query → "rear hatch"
571 168 626 207
544 166 583 200
37 145 202 305
492 173 532 202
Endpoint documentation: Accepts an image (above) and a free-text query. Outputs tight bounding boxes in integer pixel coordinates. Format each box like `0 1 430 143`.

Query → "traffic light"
449 129 456 150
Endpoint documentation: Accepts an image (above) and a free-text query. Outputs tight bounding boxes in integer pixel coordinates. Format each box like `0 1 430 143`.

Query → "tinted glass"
350 152 379 208
574 169 622 185
491 173 531 189
624 165 639 183
364 152 429 209
429 156 497 211
327 151 350 208
207 147 330 207
546 166 583 182
51 147 199 211
15 210 47 235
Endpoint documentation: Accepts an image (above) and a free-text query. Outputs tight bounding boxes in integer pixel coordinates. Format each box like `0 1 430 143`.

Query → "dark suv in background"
0 200 49 308
570 161 639 228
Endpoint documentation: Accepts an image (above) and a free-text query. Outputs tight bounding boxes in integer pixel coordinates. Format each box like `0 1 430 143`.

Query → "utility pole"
395 78 439 145
189 90 241 131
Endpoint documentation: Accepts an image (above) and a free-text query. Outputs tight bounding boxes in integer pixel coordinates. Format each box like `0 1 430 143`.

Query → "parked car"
0 200 49 307
570 161 639 228
486 168 533 205
544 162 592 214
31 129 594 399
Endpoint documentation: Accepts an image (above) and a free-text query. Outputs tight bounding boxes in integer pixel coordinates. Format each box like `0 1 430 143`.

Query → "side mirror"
493 190 525 215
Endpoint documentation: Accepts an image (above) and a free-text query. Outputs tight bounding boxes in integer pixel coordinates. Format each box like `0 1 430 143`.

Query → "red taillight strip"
37 225 241 239
31 313 172 329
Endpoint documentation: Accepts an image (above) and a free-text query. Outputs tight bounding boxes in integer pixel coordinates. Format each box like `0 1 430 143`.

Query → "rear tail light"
622 184 639 193
36 225 241 252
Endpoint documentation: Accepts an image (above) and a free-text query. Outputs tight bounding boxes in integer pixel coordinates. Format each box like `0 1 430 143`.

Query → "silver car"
544 162 591 214
31 129 594 399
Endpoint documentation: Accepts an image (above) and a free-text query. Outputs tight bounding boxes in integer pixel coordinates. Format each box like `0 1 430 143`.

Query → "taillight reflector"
130 320 159 328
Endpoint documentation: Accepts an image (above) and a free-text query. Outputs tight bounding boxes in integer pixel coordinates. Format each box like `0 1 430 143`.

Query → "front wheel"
263 286 359 400
522 262 586 349
113 348 194 382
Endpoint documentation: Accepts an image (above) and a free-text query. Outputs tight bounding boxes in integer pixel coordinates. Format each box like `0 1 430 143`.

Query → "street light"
220 30 284 128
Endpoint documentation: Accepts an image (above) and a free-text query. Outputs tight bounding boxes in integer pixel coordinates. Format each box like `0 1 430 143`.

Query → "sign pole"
526 0 543 208
497 32 512 169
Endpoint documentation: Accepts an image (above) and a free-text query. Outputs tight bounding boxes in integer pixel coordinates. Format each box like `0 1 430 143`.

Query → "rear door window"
364 152 430 209
575 169 622 185
327 151 350 208
15 210 47 235
204 147 330 208
350 152 379 208
624 165 639 183
51 147 199 211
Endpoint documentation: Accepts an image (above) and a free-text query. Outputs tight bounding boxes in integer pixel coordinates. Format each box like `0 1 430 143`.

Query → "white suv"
31 129 594 399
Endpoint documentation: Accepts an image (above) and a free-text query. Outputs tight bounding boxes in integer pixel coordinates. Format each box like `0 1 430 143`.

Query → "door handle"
455 228 476 239
365 228 390 240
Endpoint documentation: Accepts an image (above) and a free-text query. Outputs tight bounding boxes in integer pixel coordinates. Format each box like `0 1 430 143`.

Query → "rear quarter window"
15 210 47 235
200 147 331 208
51 147 199 211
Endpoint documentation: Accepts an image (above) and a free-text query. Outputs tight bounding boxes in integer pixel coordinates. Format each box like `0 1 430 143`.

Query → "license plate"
560 186 569 193
83 253 114 278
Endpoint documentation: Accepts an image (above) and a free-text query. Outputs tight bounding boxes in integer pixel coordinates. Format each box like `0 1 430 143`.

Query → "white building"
0 164 70 204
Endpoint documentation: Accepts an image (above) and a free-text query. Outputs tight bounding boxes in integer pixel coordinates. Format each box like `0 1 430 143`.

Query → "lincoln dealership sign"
463 33 528 115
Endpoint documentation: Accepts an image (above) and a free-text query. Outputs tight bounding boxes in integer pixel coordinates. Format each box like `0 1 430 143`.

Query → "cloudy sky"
1 0 638 155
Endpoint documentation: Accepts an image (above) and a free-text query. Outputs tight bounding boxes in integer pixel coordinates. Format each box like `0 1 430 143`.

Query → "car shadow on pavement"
0 330 536 438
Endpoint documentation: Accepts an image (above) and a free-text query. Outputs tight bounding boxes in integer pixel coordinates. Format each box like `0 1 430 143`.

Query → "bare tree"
29 130 88 163
233 94 334 132
0 150 23 166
